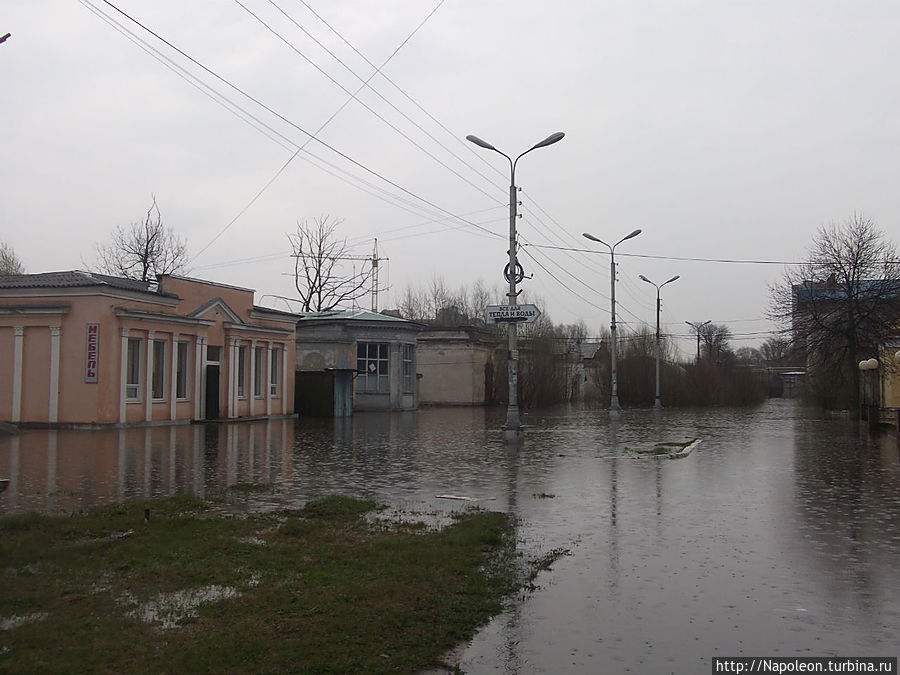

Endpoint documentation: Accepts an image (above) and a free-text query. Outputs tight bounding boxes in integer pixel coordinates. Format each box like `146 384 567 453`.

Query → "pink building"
0 271 297 427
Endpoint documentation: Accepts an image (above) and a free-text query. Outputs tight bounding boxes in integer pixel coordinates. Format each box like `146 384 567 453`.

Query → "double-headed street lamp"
686 320 711 363
582 228 642 413
639 274 680 409
467 131 565 440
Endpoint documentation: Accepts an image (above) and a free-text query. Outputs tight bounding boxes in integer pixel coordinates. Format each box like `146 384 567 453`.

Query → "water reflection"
0 421 295 516
1 401 899 671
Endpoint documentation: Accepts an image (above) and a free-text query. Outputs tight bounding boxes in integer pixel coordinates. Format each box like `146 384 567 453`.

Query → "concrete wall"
417 328 500 406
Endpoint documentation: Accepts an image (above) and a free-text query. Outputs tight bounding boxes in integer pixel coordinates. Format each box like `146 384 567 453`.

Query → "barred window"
357 342 389 393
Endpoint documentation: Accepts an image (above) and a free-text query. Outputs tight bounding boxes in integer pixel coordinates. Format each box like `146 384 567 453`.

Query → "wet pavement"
1 400 899 672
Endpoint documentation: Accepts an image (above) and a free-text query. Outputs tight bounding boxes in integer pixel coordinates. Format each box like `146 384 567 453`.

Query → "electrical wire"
232 0 504 205
262 0 509 195
522 242 806 265
88 0 504 253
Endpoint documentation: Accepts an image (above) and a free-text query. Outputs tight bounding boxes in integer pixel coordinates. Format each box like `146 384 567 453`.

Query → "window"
270 347 281 397
126 337 142 402
176 341 190 400
254 346 265 398
151 339 167 401
207 345 221 363
402 343 415 393
357 342 389 393
237 345 247 398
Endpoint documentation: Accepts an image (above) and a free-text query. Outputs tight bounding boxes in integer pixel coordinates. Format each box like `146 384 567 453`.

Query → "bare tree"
769 214 900 408
288 216 373 312
699 322 734 365
759 336 794 365
397 276 503 324
0 241 25 275
94 195 189 281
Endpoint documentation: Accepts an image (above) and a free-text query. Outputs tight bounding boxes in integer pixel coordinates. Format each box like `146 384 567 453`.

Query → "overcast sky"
3 1 899 355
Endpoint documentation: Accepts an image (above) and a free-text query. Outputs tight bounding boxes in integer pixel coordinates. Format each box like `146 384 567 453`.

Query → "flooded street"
2 400 899 672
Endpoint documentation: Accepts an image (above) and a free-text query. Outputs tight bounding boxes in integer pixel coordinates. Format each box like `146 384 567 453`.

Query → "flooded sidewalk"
1 400 898 672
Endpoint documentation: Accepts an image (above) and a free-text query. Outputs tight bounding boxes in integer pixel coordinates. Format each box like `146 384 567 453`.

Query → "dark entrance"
205 364 220 420
295 371 334 417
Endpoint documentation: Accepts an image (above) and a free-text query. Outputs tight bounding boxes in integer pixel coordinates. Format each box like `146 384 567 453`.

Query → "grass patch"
0 495 522 674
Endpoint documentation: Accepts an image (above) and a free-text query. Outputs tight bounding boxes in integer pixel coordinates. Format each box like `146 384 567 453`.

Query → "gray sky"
3 1 899 356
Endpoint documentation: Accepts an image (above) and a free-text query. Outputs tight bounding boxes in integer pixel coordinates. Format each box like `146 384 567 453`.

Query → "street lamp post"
686 320 711 363
467 131 564 440
639 274 680 409
583 229 642 413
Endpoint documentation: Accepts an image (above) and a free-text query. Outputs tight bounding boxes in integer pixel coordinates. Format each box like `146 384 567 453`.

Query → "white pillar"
195 336 205 420
249 339 257 417
120 328 129 424
282 342 289 414
146 330 155 422
48 326 61 424
12 326 23 423
266 341 273 416
170 332 179 421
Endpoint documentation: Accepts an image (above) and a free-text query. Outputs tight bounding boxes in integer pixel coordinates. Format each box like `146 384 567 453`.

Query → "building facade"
416 326 501 406
0 271 297 427
294 309 421 415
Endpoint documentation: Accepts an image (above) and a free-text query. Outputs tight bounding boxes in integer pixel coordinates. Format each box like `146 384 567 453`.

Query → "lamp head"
639 274 652 284
466 134 496 151
665 275 681 285
530 131 565 150
582 232 608 247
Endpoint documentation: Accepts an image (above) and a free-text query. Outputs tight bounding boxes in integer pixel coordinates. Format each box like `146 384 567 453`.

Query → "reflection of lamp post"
640 274 680 409
686 320 711 363
583 229 642 413
467 131 565 440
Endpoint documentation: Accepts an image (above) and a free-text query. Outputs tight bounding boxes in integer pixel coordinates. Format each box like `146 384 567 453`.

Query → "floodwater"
1 400 899 672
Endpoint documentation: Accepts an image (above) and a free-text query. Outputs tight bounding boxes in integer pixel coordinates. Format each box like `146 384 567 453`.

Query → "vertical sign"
85 323 99 383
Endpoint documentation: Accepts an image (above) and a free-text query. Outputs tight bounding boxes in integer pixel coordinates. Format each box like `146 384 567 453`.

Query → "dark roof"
0 270 171 296
793 278 900 302
298 309 420 325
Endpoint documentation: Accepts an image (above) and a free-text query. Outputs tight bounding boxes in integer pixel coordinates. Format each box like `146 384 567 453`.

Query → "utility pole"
583 229 642 413
299 239 387 312
369 239 387 311
639 274 679 408
467 131 565 440
686 320 711 364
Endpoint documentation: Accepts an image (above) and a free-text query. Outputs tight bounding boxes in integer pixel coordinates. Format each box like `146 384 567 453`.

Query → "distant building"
792 275 900 413
0 271 298 427
294 309 422 415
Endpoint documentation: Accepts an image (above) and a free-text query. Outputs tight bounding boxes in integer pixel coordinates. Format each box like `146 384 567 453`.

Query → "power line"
292 0 509 186
89 0 503 252
232 0 504 205
261 0 508 195
522 242 806 265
